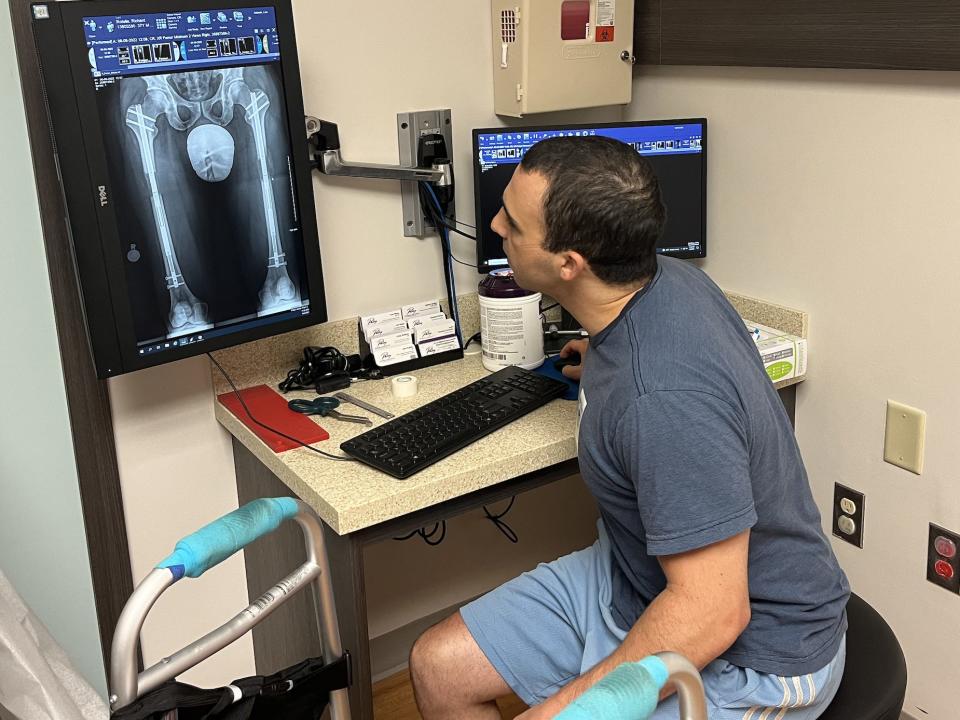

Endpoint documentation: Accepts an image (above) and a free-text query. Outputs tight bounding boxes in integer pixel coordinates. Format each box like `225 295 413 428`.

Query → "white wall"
295 2 623 318
628 65 960 719
113 0 613 685
0 2 105 696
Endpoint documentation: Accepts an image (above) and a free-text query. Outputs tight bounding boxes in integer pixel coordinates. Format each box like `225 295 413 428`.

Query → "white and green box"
744 320 808 383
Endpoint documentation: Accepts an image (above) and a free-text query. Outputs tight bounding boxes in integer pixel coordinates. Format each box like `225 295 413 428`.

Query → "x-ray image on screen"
95 62 307 345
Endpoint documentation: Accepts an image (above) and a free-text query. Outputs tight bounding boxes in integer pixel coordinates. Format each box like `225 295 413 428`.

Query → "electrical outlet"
927 524 960 594
832 484 865 548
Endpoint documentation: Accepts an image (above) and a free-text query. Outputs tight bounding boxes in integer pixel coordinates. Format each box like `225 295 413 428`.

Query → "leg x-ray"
97 63 305 345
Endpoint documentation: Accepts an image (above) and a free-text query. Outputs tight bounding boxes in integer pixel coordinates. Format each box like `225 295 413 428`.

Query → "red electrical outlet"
928 524 960 594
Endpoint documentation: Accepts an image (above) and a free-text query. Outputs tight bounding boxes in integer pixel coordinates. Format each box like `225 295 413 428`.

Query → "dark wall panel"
636 0 960 71
634 0 661 64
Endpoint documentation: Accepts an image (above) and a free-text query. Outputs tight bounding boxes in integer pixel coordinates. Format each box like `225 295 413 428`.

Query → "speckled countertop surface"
214 352 577 535
211 291 807 534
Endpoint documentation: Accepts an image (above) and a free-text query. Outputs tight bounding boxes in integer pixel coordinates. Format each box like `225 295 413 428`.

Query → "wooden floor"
373 669 528 719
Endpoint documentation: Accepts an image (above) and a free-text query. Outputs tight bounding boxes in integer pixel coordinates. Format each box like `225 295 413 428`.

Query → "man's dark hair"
519 136 665 285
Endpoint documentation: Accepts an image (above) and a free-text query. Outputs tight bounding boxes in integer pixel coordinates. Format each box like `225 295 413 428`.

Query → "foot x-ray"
97 63 306 344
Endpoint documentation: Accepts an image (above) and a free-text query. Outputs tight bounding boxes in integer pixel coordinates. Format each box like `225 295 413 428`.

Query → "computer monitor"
31 0 325 378
472 119 707 273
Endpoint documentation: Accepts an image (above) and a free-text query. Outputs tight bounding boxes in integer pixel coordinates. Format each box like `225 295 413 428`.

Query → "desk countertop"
215 352 578 534
212 291 807 535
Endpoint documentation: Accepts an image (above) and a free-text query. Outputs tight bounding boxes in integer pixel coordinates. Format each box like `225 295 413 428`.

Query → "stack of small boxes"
744 320 808 383
361 300 462 368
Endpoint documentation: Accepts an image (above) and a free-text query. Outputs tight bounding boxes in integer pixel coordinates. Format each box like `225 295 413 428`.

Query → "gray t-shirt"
577 256 849 676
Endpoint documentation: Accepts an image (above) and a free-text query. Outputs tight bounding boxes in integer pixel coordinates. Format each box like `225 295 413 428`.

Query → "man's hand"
558 339 588 381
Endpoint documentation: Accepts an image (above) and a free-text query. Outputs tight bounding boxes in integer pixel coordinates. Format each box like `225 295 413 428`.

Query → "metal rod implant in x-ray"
236 83 300 315
125 106 181 290
243 90 283 269
125 104 210 335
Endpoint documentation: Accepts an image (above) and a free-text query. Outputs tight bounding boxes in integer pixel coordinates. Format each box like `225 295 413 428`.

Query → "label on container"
597 0 616 25
480 305 527 363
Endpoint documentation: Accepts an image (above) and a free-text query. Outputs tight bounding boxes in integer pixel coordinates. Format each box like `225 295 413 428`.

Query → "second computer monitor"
472 119 707 273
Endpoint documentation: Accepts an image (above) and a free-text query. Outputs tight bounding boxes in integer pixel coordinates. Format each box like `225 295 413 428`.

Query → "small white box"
374 344 418 367
360 309 403 333
369 331 414 352
418 336 461 357
406 312 447 330
365 319 410 342
414 319 456 344
755 334 808 383
401 300 442 319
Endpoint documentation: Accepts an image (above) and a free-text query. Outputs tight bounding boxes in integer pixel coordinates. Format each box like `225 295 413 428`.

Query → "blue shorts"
460 522 846 720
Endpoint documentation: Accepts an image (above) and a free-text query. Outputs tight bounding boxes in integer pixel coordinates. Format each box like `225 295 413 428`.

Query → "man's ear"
558 250 589 282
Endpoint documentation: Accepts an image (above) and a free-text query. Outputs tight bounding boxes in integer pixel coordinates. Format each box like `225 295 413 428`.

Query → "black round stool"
818 593 907 720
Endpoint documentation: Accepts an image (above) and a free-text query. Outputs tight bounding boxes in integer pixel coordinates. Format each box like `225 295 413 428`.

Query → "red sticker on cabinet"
595 26 615 42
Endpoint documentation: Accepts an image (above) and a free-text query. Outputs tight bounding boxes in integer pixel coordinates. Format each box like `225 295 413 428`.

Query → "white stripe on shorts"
792 675 805 707
760 679 791 720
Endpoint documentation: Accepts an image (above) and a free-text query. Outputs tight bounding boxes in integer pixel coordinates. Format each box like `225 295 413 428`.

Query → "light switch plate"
883 400 926 474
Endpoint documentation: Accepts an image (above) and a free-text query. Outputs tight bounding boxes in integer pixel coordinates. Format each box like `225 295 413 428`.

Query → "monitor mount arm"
305 116 453 186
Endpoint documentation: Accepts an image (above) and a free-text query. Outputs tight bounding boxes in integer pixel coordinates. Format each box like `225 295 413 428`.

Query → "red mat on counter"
217 384 329 453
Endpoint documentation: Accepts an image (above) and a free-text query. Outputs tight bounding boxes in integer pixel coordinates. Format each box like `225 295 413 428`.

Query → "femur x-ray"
98 63 304 343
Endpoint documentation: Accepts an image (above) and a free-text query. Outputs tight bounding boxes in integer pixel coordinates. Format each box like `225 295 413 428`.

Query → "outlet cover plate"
884 400 926 474
832 483 865 548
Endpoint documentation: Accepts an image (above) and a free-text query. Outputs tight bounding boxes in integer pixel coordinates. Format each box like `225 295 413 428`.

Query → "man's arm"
520 529 752 719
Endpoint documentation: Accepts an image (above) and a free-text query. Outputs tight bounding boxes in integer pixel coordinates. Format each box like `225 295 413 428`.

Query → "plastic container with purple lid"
478 269 545 372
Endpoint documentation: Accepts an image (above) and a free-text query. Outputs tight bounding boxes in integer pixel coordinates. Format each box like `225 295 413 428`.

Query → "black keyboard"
340 365 569 479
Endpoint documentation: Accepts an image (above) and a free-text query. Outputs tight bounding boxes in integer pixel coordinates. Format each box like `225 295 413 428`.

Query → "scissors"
287 397 373 426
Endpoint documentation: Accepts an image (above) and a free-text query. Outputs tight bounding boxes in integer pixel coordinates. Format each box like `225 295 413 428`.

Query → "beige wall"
112 1 610 686
628 65 960 719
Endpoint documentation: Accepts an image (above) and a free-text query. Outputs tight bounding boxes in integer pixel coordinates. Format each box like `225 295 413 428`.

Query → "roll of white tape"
391 375 419 398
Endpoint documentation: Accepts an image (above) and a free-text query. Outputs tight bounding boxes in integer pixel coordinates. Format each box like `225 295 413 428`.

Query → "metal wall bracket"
398 109 453 237
306 115 452 186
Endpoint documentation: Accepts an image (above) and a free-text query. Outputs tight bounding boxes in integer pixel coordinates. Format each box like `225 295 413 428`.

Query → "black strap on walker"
110 652 351 720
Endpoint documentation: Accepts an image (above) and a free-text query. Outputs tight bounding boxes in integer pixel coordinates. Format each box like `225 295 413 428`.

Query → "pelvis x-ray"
99 63 304 343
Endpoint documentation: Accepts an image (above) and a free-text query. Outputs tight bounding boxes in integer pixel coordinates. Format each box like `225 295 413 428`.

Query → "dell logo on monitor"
97 185 108 207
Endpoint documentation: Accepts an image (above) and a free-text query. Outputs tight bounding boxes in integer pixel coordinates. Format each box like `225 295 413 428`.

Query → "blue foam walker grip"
554 656 670 720
157 497 298 580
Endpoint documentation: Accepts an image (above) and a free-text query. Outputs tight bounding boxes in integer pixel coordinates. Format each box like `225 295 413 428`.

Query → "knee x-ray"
97 63 306 344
